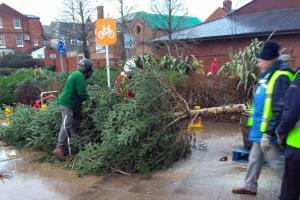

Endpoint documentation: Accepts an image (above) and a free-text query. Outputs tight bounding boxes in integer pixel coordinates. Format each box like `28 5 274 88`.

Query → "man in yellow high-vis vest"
233 41 293 195
277 69 300 200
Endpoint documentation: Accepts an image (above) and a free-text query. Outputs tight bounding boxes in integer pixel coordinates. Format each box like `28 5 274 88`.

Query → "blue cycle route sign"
56 41 66 55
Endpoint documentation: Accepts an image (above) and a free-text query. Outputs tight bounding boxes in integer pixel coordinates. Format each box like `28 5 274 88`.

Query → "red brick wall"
129 17 165 55
44 48 120 72
236 0 300 15
0 4 42 54
155 34 300 73
28 18 43 49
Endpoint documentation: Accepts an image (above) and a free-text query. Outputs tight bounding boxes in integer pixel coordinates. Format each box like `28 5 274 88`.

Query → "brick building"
153 0 300 71
89 11 201 60
204 0 232 22
0 3 43 56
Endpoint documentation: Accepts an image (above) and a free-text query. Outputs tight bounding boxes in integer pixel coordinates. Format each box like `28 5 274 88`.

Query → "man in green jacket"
53 59 93 160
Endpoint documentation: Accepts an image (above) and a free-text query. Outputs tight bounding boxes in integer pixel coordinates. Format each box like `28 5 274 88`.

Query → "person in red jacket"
209 57 220 75
114 59 136 97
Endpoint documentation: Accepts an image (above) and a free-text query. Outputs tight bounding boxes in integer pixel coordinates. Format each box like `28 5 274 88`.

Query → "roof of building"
0 3 24 16
152 7 300 42
0 3 40 20
117 11 201 31
26 15 40 19
136 11 201 30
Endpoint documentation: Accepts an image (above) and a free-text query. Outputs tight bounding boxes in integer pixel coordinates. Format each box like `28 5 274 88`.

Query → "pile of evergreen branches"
0 70 191 176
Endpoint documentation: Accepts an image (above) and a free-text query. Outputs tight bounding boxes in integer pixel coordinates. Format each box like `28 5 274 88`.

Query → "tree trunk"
174 104 247 118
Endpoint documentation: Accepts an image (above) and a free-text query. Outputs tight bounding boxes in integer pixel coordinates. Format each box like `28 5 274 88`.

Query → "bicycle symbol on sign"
98 25 115 39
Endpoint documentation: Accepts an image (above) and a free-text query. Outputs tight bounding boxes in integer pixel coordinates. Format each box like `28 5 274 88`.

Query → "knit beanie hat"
258 41 280 60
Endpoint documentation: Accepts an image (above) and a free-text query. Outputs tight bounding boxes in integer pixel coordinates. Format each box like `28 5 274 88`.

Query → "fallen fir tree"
0 70 192 176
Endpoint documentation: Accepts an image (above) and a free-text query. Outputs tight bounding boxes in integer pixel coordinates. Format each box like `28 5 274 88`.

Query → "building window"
14 18 21 29
16 35 23 47
0 17 3 28
136 25 141 35
0 35 5 47
34 39 39 47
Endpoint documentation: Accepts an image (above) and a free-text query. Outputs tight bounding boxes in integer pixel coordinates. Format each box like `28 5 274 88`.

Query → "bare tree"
151 0 188 43
105 0 135 59
59 0 95 58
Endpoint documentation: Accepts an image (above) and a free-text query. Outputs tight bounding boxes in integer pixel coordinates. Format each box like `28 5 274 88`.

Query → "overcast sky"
0 0 252 25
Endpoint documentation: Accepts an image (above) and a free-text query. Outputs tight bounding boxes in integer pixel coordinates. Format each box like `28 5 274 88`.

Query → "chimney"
97 6 104 19
223 0 232 12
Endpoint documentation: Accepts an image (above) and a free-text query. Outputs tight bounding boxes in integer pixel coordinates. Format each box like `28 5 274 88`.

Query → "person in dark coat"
277 68 300 200
232 41 293 195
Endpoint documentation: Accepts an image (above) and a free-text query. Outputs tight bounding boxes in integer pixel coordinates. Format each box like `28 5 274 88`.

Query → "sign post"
56 41 66 72
105 45 110 88
96 18 117 88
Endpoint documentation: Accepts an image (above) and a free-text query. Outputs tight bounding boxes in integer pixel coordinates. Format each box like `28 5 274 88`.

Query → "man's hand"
260 133 272 152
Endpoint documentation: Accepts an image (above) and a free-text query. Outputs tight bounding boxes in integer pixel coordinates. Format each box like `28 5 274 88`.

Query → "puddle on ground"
0 142 99 200
190 121 241 139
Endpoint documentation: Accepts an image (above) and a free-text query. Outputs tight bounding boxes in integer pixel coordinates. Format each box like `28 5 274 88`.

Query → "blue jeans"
244 142 283 192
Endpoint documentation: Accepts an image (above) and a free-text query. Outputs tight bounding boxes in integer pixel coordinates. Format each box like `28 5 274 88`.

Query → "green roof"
136 12 201 30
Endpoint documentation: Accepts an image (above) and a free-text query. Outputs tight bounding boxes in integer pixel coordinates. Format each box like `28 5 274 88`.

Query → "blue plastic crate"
232 146 250 163
232 145 285 163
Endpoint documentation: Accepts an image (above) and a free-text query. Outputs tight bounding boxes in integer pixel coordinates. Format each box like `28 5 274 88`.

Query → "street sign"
124 34 134 49
56 40 66 72
96 43 105 54
96 18 117 45
56 41 66 55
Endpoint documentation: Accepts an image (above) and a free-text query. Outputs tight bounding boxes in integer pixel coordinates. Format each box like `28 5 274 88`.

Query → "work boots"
53 147 66 161
232 187 257 195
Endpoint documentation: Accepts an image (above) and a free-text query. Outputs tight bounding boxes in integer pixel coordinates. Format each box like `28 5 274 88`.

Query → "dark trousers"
280 159 300 200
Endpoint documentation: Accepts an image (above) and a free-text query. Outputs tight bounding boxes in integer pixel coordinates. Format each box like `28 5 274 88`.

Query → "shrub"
0 68 17 76
177 75 241 108
218 39 263 103
140 55 203 75
13 81 41 105
87 67 122 87
44 64 55 72
0 69 68 106
0 54 43 69
162 71 189 87
0 69 35 105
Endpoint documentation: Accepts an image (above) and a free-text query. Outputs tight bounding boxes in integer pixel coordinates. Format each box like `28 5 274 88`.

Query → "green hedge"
0 69 35 105
0 54 43 68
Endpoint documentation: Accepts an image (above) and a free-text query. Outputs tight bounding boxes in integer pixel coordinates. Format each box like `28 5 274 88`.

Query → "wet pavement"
0 143 99 200
72 121 281 200
0 121 281 200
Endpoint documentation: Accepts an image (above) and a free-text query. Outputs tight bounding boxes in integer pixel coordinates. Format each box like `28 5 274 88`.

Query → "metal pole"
105 44 111 88
125 48 130 60
60 54 65 72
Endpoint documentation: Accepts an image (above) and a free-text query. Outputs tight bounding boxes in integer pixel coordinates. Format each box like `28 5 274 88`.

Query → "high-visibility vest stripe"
247 70 293 132
287 70 300 148
260 70 293 132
